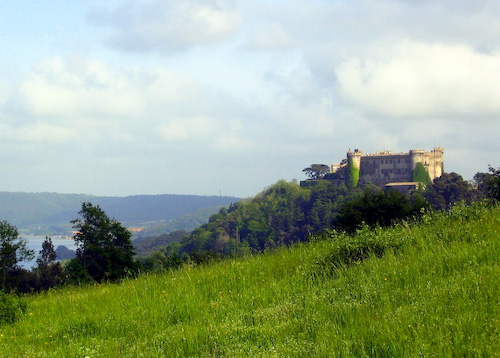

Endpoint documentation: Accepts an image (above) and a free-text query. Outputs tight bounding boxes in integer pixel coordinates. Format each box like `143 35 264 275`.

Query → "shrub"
0 291 27 325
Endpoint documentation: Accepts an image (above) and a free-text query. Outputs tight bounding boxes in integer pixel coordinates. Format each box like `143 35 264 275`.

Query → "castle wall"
332 147 444 188
359 153 413 186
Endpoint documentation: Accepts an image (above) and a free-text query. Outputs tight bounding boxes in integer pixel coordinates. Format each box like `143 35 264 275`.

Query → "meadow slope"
1 202 499 357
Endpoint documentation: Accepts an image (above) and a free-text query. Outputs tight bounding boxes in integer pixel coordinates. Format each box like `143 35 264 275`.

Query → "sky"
1 0 500 198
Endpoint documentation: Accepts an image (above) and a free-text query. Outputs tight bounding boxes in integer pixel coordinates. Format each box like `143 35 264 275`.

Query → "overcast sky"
1 0 499 198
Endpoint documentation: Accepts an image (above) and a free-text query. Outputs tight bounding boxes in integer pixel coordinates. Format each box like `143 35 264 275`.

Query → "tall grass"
1 202 499 357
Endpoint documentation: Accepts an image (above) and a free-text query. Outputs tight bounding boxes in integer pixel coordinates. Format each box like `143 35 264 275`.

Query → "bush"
0 291 27 325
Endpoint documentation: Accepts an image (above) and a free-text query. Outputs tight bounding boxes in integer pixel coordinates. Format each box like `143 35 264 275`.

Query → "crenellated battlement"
330 147 444 188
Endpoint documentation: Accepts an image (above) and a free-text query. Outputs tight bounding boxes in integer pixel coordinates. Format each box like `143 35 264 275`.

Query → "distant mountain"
0 192 239 235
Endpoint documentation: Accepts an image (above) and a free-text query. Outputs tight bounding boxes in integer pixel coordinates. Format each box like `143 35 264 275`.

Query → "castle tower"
430 147 444 179
409 149 426 170
346 149 363 187
409 148 444 181
346 149 363 169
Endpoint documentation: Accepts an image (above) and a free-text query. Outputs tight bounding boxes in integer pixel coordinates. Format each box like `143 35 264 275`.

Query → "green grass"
1 202 500 357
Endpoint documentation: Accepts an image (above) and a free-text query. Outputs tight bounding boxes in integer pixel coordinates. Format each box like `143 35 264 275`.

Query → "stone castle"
329 147 444 189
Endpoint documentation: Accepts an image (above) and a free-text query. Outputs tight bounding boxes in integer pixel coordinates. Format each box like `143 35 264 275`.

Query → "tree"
36 237 57 268
335 187 427 233
69 202 136 282
0 221 34 291
474 166 500 202
35 237 63 290
424 172 482 210
303 164 331 180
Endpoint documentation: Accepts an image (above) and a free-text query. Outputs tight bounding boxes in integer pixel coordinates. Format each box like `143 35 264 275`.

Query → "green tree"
0 221 34 291
475 166 500 202
424 172 482 210
69 202 136 282
303 164 331 180
35 237 62 290
36 237 57 268
335 187 427 233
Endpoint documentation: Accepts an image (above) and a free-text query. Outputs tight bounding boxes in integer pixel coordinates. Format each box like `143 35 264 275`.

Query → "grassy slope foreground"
1 202 500 357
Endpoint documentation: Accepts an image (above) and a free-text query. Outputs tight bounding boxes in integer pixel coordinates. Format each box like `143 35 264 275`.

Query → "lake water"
20 236 77 269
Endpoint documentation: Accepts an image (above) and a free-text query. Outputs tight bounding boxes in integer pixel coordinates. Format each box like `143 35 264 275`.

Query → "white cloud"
248 23 296 51
335 41 500 119
89 0 243 54
20 57 145 119
158 116 214 142
0 122 78 143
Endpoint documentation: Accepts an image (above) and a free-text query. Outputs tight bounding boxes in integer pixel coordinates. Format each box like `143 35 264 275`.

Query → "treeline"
1 167 499 297
140 167 500 270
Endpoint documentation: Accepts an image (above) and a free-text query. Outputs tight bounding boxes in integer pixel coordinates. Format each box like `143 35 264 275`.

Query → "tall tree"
0 221 34 291
485 166 500 202
36 237 62 290
303 164 331 180
36 237 57 268
70 202 136 282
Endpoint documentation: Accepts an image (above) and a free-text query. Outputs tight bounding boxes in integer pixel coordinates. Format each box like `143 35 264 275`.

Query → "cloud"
88 0 243 54
0 122 78 144
248 23 296 51
20 56 145 119
335 41 500 119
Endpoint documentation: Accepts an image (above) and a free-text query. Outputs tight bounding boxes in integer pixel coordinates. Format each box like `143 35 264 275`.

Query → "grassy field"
1 202 499 357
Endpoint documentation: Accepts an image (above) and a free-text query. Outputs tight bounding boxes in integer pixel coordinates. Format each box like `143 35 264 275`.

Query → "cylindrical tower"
346 149 363 169
346 149 363 188
409 149 425 170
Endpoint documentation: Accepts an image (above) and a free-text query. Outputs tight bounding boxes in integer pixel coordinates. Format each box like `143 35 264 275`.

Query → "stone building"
330 147 444 188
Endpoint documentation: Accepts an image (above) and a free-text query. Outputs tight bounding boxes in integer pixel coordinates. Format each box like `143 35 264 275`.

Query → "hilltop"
1 202 499 357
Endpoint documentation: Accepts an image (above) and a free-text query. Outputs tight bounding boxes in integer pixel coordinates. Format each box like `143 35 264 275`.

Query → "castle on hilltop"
323 147 444 190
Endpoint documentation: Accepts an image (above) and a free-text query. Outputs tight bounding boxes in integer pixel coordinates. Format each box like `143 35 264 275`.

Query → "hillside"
0 192 239 235
1 202 499 357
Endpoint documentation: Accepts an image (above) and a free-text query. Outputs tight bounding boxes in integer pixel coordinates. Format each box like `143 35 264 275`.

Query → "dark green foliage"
150 180 437 267
347 157 359 188
303 164 331 180
307 180 349 232
36 237 57 268
69 202 136 282
0 291 27 325
412 162 432 184
474 166 500 202
0 221 34 291
134 230 189 258
424 172 483 210
335 187 429 233
163 180 312 261
36 237 63 290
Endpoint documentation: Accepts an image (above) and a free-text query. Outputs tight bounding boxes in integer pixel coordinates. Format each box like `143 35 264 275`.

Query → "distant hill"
0 192 239 235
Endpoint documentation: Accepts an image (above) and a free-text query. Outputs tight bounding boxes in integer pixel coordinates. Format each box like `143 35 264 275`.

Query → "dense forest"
140 168 499 270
